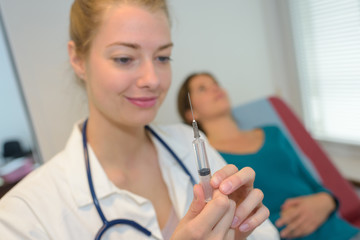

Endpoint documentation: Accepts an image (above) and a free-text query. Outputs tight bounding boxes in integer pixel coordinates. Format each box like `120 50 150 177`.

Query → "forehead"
190 75 216 88
92 4 171 48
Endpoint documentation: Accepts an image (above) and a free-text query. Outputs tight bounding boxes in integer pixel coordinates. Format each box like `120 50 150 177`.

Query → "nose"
136 59 160 89
211 83 221 92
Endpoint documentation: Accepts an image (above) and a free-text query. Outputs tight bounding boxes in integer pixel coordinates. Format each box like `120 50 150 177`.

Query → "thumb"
183 184 206 221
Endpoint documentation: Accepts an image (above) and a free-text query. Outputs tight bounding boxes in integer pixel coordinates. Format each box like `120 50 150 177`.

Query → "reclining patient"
177 72 360 240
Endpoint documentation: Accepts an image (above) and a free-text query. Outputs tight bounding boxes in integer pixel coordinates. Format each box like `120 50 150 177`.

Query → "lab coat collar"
65 122 195 212
64 121 150 208
148 124 194 218
148 123 190 161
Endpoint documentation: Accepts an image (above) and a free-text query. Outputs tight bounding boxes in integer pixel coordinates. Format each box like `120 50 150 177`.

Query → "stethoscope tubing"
145 126 196 185
82 119 195 239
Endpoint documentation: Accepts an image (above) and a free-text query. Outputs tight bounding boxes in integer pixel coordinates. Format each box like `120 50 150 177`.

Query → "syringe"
188 93 213 202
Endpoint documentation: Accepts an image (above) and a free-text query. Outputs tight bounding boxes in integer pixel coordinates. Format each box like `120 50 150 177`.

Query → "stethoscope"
82 119 196 239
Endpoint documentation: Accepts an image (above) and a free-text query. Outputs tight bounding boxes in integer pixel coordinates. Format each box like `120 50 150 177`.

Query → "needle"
188 92 200 138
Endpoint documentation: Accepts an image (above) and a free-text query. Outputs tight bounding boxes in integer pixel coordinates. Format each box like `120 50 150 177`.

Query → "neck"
201 114 243 143
86 115 151 169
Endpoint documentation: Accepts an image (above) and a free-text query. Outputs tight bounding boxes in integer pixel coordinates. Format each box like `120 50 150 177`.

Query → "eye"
156 56 172 63
113 57 132 65
198 85 206 92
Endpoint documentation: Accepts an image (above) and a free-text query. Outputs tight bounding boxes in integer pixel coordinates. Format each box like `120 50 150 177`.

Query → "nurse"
0 0 279 239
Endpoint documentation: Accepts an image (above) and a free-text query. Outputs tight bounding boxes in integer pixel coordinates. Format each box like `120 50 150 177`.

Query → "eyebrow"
158 43 174 51
106 42 173 51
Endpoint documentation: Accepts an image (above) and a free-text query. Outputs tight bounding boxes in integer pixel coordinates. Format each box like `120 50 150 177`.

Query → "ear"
68 41 86 80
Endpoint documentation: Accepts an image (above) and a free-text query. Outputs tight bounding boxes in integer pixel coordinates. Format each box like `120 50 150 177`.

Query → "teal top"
219 126 359 240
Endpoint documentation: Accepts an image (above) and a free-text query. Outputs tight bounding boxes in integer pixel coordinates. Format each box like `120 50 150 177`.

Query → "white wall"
0 17 34 163
0 0 296 161
0 0 86 162
159 0 276 125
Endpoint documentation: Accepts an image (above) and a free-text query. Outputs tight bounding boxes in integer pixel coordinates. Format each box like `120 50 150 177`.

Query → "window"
288 0 360 145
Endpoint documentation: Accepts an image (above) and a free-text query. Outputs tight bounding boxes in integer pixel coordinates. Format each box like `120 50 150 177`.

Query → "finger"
183 184 206 221
212 199 236 238
280 220 304 239
280 225 294 239
238 205 269 233
282 214 308 238
275 207 300 227
296 218 318 237
232 188 264 227
211 164 238 188
219 167 255 195
224 229 235 240
192 192 231 231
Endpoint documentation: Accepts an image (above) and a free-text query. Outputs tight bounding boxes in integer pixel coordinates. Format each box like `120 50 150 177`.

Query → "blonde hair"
69 0 170 58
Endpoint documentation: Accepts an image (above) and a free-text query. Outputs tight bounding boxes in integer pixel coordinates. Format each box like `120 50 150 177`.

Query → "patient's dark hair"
177 72 218 133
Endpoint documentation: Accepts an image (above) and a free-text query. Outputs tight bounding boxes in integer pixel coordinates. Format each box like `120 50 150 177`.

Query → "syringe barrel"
192 138 213 202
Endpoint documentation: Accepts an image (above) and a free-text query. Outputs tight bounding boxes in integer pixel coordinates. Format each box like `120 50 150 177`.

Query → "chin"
132 109 158 126
213 101 231 112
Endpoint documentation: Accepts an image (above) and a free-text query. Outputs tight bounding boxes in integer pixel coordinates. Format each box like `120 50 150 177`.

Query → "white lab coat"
0 122 279 239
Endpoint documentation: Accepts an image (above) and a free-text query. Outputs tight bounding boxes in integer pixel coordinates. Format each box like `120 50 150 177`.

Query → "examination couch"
232 96 360 227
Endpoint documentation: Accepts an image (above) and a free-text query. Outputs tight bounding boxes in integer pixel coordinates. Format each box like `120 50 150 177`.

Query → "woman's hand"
172 184 236 240
275 192 336 238
210 165 270 240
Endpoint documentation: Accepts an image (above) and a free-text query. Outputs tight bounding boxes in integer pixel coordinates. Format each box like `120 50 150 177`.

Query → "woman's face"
188 74 231 122
82 5 172 127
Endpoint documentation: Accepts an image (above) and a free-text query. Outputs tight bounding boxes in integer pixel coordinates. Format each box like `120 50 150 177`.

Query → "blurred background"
0 0 359 192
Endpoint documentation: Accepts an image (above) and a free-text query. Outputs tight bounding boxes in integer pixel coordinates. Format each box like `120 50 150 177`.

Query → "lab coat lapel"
149 124 196 218
66 122 197 216
63 123 113 207
64 123 95 207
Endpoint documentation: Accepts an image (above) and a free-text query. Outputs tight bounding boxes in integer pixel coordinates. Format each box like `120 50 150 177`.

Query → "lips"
126 96 158 108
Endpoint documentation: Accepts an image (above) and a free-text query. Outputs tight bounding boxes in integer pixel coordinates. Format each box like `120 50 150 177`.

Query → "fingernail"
211 176 220 186
231 216 239 228
220 181 232 193
239 223 249 232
